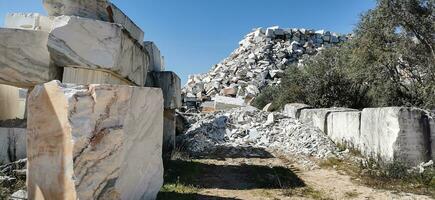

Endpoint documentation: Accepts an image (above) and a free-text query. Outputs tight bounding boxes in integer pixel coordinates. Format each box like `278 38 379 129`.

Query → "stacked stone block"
290 104 435 166
0 0 180 199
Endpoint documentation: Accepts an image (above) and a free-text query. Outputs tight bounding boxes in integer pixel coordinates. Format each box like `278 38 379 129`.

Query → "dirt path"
158 154 433 200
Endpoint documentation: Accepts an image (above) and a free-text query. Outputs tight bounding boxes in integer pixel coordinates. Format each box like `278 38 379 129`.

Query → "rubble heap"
178 107 339 162
183 27 349 103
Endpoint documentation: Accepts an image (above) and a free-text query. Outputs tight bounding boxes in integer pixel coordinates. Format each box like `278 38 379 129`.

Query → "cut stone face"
0 28 60 88
145 71 181 109
163 109 176 152
43 0 144 43
283 103 312 119
144 41 165 72
0 128 26 164
63 67 132 85
429 115 435 161
326 111 362 149
360 107 431 166
48 16 148 86
27 81 163 200
299 108 356 134
0 85 27 120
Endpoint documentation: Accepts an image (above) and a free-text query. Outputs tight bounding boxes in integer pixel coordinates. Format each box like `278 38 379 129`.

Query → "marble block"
143 42 165 72
145 71 181 109
299 108 356 134
27 81 163 200
43 0 144 42
48 16 149 86
360 107 431 166
0 28 60 88
163 109 176 152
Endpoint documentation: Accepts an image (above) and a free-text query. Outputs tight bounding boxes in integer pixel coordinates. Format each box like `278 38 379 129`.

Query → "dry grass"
319 156 435 198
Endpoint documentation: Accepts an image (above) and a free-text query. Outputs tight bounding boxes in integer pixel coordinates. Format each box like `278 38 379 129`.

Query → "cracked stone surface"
27 80 163 200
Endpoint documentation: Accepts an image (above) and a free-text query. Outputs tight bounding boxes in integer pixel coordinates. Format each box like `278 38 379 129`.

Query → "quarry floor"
157 151 434 200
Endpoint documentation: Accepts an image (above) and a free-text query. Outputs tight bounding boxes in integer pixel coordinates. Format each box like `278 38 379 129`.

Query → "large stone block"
283 103 312 119
360 107 431 166
0 85 27 120
144 42 165 72
428 114 435 161
145 71 181 109
43 0 144 42
326 111 362 149
0 128 26 164
48 16 149 86
0 28 60 88
27 81 163 200
299 108 356 134
163 109 176 152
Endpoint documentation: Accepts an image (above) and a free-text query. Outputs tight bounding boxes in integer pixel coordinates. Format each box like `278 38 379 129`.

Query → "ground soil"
158 151 433 200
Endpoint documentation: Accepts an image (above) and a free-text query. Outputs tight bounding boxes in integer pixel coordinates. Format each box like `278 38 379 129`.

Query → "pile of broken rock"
182 26 349 104
178 106 339 167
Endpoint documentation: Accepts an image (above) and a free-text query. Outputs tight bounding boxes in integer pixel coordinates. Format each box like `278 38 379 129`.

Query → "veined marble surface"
43 0 144 43
0 28 59 88
27 81 164 200
48 16 149 86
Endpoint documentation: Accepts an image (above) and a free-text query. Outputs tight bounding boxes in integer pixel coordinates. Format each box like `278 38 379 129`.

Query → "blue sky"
0 0 376 84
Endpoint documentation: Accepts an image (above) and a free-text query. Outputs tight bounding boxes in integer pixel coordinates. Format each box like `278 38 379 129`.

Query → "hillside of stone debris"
183 27 349 101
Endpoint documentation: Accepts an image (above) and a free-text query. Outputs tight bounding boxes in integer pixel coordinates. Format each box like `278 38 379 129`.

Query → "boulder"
326 111 362 149
0 128 26 164
43 0 144 42
299 108 356 134
360 107 431 166
0 28 59 88
27 81 163 200
145 71 182 109
283 103 312 119
48 16 148 86
144 42 165 72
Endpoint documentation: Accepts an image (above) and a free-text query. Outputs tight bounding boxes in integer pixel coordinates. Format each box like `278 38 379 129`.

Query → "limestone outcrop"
27 81 164 200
